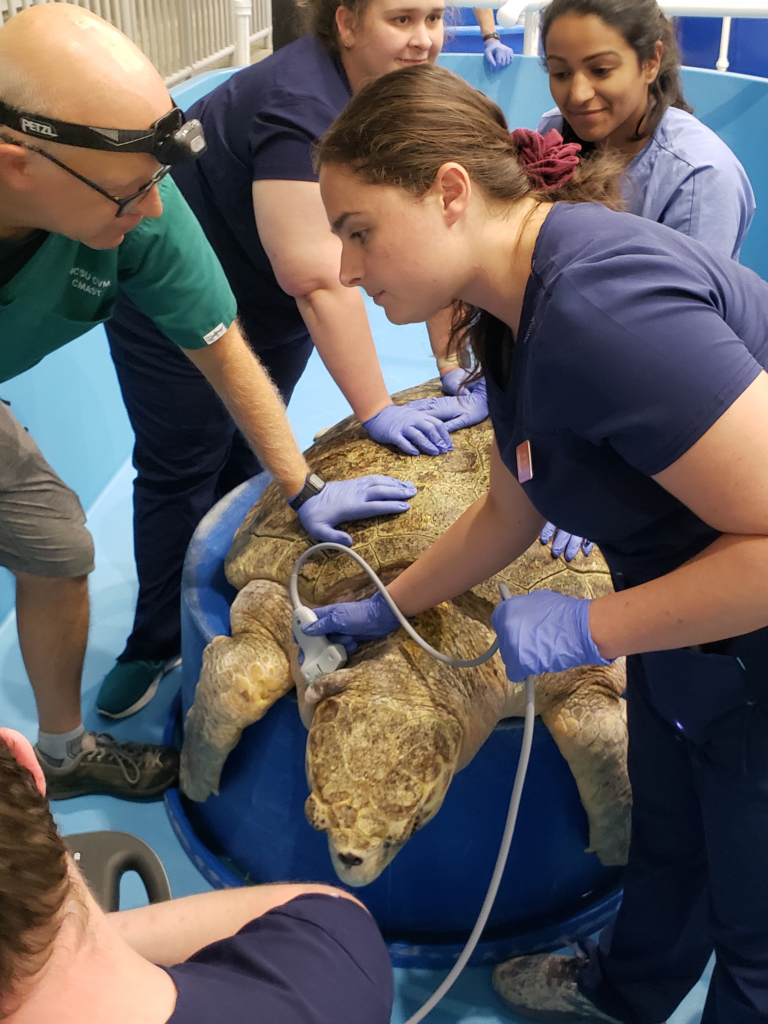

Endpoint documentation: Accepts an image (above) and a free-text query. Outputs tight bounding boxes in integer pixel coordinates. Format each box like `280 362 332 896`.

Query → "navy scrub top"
487 202 768 588
171 35 352 349
162 894 393 1024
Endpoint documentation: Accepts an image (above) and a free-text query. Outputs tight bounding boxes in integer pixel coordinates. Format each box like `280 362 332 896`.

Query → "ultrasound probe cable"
290 541 537 1023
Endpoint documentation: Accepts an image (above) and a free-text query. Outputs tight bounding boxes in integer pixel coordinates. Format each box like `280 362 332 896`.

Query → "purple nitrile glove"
301 592 399 703
363 404 454 457
302 591 400 658
296 476 416 546
407 391 488 432
411 374 489 431
440 368 472 396
540 521 594 562
484 37 515 69
490 589 612 682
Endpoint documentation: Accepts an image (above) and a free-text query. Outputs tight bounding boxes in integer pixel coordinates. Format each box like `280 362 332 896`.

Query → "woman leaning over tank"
539 0 755 259
305 64 768 1024
98 0 487 720
536 0 757 563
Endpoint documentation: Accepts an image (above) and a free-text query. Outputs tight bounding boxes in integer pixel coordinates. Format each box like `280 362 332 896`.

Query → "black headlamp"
0 101 206 165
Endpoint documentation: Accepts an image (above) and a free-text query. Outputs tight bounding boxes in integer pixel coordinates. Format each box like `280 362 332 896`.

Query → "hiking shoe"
97 656 182 719
36 732 179 801
493 952 624 1024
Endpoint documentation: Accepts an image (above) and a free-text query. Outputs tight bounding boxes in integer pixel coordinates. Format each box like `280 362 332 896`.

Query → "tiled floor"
0 299 708 1023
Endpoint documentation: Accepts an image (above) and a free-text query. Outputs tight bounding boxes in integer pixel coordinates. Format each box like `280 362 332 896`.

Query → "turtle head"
304 695 463 886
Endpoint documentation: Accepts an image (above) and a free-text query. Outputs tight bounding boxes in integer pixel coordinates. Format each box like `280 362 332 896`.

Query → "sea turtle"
180 381 630 886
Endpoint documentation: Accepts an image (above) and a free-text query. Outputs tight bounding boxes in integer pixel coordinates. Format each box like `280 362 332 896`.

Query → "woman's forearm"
297 286 393 423
387 488 543 616
590 533 768 659
109 884 363 966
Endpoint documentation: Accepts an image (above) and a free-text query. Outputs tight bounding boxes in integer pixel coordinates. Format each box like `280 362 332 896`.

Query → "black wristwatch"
288 473 326 511
482 31 501 42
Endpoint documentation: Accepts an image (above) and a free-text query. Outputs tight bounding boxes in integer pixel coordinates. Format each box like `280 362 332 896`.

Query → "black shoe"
36 732 178 801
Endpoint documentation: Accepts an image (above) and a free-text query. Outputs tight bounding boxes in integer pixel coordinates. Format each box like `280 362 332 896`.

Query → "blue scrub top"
171 36 352 349
486 202 768 587
537 106 755 260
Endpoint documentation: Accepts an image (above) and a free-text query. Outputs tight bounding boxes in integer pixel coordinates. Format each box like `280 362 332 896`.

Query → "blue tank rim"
164 692 623 968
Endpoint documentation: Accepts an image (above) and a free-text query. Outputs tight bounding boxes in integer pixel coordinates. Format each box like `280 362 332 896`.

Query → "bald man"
0 5 414 801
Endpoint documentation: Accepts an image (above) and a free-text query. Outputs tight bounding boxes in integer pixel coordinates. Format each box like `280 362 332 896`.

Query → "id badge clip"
516 440 533 483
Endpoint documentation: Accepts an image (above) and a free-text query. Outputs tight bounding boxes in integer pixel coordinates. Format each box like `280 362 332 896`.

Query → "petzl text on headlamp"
0 102 206 165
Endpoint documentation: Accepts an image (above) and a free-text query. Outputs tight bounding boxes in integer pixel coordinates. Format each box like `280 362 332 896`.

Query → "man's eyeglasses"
0 132 170 217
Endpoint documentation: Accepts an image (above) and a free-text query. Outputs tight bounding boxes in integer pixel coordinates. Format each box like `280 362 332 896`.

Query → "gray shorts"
0 402 94 578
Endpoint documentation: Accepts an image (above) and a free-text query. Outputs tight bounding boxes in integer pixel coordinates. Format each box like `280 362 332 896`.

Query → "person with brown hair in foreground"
0 727 394 1024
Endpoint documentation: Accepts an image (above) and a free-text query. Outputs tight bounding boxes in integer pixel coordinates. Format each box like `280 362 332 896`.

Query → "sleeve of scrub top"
248 90 348 184
538 256 764 477
116 176 238 351
536 108 563 134
654 160 756 260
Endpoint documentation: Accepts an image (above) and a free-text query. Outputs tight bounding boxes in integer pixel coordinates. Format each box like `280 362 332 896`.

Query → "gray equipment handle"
64 830 171 912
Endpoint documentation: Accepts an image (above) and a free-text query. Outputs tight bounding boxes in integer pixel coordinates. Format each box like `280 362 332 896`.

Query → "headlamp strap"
0 100 181 155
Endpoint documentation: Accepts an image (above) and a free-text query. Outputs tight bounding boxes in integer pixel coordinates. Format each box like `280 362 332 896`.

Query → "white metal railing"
0 0 271 85
457 0 768 70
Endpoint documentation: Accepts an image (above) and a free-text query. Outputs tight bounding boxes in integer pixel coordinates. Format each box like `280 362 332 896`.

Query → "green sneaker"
97 656 182 719
36 733 179 801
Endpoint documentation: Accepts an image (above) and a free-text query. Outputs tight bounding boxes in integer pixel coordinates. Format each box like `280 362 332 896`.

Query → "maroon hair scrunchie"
510 128 581 190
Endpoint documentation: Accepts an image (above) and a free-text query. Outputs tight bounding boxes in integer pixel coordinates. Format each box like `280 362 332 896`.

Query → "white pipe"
717 15 732 70
473 0 768 14
118 0 136 40
523 9 540 53
163 43 237 86
232 0 252 67
660 1 766 12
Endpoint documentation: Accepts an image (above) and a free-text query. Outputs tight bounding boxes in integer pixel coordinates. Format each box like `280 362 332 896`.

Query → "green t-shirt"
0 176 237 383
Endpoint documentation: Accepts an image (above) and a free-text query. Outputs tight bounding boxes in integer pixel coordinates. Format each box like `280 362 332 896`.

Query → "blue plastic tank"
172 473 623 967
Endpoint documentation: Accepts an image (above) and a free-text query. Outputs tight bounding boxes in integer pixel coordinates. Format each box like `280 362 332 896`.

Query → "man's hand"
296 477 417 545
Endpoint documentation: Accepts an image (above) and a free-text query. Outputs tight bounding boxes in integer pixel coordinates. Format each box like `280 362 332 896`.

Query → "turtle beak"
328 840 403 886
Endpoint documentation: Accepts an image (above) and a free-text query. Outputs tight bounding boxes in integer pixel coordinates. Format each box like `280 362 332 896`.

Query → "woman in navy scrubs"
536 0 756 563
308 65 768 1024
99 0 480 719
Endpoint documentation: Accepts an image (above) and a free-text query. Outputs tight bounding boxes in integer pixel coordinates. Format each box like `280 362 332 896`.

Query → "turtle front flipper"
538 660 631 867
180 580 294 802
